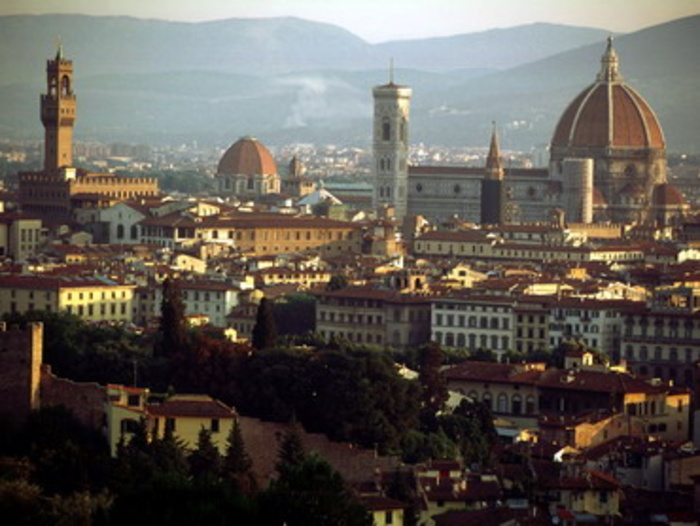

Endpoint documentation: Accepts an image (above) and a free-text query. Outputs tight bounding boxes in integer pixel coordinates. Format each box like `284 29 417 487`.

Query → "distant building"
0 275 136 323
374 39 685 227
18 46 160 222
217 136 281 200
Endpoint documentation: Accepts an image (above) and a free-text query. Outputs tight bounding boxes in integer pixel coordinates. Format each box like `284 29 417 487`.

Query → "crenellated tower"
372 70 412 220
41 43 76 172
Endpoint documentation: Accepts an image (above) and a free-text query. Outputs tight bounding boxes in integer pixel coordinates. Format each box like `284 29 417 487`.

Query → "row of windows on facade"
66 303 127 316
139 226 355 241
222 177 277 192
182 290 225 302
319 311 383 325
625 345 699 363
19 229 43 242
635 364 694 386
435 332 510 351
434 314 510 330
319 330 384 345
454 389 537 416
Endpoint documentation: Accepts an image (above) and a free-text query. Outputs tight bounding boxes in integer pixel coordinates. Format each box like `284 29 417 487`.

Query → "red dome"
551 39 665 151
217 137 277 176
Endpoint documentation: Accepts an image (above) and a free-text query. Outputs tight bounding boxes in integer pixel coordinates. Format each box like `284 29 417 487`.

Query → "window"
211 418 220 433
165 418 176 432
385 511 394 525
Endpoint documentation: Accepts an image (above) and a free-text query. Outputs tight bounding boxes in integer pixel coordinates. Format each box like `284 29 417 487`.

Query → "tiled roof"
146 395 236 418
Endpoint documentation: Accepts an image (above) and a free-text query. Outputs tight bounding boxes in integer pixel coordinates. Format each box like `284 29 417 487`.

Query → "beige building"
0 213 47 261
315 286 431 348
0 275 135 323
106 386 237 456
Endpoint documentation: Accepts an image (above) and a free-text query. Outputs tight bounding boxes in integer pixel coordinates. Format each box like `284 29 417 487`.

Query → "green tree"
276 422 306 471
251 298 278 351
326 274 349 291
261 452 371 526
157 277 188 357
223 419 256 494
189 428 222 482
418 342 449 424
273 294 316 336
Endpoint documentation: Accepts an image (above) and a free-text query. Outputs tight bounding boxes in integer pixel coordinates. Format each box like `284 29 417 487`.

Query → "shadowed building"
480 124 507 225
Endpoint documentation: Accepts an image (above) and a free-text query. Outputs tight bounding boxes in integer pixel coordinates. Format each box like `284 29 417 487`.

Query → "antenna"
389 58 394 84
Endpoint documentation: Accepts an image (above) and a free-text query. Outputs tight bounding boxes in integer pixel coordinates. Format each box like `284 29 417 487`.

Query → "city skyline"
2 0 699 43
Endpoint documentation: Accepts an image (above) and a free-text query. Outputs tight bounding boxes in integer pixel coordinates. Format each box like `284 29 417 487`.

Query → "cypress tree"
251 297 277 350
157 277 188 357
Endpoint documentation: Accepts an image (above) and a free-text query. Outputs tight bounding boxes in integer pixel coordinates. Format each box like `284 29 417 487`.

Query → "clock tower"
41 44 76 172
372 75 412 220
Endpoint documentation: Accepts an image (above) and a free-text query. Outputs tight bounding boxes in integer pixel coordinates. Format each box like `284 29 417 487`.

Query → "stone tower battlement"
0 322 44 423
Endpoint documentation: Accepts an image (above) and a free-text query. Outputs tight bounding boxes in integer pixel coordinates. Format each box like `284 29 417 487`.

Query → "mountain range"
0 14 698 153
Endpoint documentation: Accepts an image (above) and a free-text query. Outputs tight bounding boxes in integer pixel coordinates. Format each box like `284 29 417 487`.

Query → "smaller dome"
652 183 686 206
217 137 277 176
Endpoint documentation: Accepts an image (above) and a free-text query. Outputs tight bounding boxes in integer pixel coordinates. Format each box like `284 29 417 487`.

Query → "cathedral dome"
217 137 278 176
551 38 665 151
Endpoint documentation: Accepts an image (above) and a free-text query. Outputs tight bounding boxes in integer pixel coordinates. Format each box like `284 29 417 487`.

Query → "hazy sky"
3 0 699 42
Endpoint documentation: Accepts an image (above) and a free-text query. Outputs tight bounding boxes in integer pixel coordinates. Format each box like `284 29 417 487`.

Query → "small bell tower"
41 42 76 172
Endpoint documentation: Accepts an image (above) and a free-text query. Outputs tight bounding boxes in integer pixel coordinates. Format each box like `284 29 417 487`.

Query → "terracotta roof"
652 183 687 207
146 395 236 418
358 495 406 511
217 136 277 176
551 41 664 151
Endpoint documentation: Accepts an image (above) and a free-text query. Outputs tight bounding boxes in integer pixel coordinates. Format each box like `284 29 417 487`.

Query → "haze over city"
3 0 700 525
2 0 700 42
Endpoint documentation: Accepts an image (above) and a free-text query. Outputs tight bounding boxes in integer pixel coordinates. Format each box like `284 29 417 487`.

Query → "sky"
2 0 699 43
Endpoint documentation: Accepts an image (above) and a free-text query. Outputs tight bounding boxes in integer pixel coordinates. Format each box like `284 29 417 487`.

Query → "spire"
485 122 503 178
597 36 622 82
55 36 64 61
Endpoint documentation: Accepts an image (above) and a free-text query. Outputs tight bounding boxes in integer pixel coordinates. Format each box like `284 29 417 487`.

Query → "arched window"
625 346 634 360
61 75 71 96
511 394 522 415
116 224 125 239
482 392 492 411
526 396 536 415
497 393 508 413
130 225 138 239
445 332 455 347
382 119 391 141
640 346 648 360
456 333 466 348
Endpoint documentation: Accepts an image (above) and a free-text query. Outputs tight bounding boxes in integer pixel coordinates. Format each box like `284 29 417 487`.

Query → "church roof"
651 183 687 206
551 38 665 151
217 136 278 176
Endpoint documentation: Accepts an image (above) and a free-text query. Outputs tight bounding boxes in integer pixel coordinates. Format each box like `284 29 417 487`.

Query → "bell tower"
372 67 412 220
41 43 76 172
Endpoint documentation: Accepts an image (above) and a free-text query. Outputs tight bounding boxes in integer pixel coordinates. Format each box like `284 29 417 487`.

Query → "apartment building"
315 286 431 348
0 275 135 323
